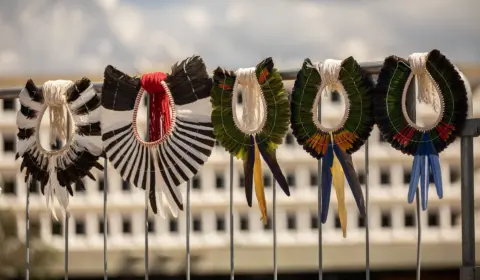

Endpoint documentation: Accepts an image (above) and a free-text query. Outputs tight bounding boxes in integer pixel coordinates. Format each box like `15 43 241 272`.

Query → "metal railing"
0 61 478 280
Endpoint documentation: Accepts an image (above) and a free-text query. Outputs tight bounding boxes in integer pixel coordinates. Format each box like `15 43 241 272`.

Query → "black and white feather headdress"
101 55 214 218
16 78 103 217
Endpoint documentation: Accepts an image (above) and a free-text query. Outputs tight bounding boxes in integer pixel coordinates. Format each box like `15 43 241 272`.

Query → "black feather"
165 55 213 105
255 135 290 196
243 136 255 207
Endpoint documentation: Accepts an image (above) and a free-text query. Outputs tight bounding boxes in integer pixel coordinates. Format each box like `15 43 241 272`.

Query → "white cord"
312 59 350 132
232 67 266 135
42 80 74 220
408 53 440 112
43 80 73 146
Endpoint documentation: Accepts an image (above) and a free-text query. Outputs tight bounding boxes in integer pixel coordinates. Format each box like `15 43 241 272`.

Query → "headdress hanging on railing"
291 57 374 237
101 55 214 218
211 57 291 224
16 78 104 218
375 49 468 210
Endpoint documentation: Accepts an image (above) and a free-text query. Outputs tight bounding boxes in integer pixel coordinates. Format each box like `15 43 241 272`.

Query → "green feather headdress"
290 57 374 237
374 49 468 210
211 57 290 223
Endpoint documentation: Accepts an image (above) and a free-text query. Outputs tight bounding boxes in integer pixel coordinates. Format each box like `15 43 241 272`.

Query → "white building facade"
0 79 479 277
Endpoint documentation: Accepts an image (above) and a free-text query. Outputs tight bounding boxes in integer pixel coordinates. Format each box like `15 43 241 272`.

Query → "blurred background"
0 0 479 279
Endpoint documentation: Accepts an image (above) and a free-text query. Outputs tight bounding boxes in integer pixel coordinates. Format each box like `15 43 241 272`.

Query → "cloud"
0 0 478 76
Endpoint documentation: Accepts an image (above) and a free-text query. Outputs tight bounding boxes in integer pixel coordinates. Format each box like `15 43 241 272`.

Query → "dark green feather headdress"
291 57 374 237
211 58 290 223
374 49 468 210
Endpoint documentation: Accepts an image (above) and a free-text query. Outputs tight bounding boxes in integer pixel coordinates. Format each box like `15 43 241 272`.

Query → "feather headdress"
211 57 291 224
375 50 468 210
16 78 103 217
101 55 215 218
291 57 374 237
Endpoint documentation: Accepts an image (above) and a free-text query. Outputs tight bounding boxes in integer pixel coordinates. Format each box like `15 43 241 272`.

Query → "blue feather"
408 152 422 204
320 140 334 223
428 142 443 199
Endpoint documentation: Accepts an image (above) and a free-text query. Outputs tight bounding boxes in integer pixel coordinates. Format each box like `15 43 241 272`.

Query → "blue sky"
0 0 478 75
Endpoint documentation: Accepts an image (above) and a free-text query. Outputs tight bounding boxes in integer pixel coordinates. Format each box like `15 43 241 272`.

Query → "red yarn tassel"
141 72 171 142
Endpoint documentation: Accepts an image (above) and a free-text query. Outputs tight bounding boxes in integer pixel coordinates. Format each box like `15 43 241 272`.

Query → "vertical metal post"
186 180 191 280
145 95 150 280
365 140 370 280
460 71 475 280
229 155 234 280
406 79 421 280
25 182 30 280
317 98 323 280
65 116 71 280
273 179 277 280
103 158 108 280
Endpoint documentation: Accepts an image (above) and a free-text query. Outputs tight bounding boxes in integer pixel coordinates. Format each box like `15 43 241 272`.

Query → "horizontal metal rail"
0 60 477 280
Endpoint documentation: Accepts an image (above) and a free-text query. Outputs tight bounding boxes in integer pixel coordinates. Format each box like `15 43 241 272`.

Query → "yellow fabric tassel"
253 139 268 224
330 133 347 238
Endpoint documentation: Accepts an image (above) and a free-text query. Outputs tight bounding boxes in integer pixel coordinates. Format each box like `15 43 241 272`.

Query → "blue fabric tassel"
408 133 443 210
320 140 334 223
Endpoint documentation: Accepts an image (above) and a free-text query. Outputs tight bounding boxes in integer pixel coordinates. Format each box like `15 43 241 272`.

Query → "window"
331 91 340 103
287 173 296 188
403 170 411 185
2 178 16 195
216 215 225 231
51 220 62 236
122 180 131 191
286 213 296 230
30 219 41 238
310 172 318 187
3 137 15 152
75 180 86 193
28 181 39 194
310 213 318 229
334 213 341 229
285 133 294 145
98 219 109 235
450 167 460 183
263 175 271 188
239 214 249 231
75 218 86 235
169 219 178 233
122 217 132 234
192 176 201 190
428 210 439 227
98 178 105 192
193 216 202 232
147 218 155 233
404 211 415 227
451 209 460 227
3 99 15 111
263 216 272 230
357 171 366 185
239 174 245 188
380 169 390 186
381 212 391 228
215 173 225 189
358 215 365 228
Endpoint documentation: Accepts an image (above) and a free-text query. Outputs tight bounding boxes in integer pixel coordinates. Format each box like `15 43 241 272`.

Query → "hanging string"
43 80 72 146
408 53 440 112
317 59 343 96
141 72 171 141
232 67 266 134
